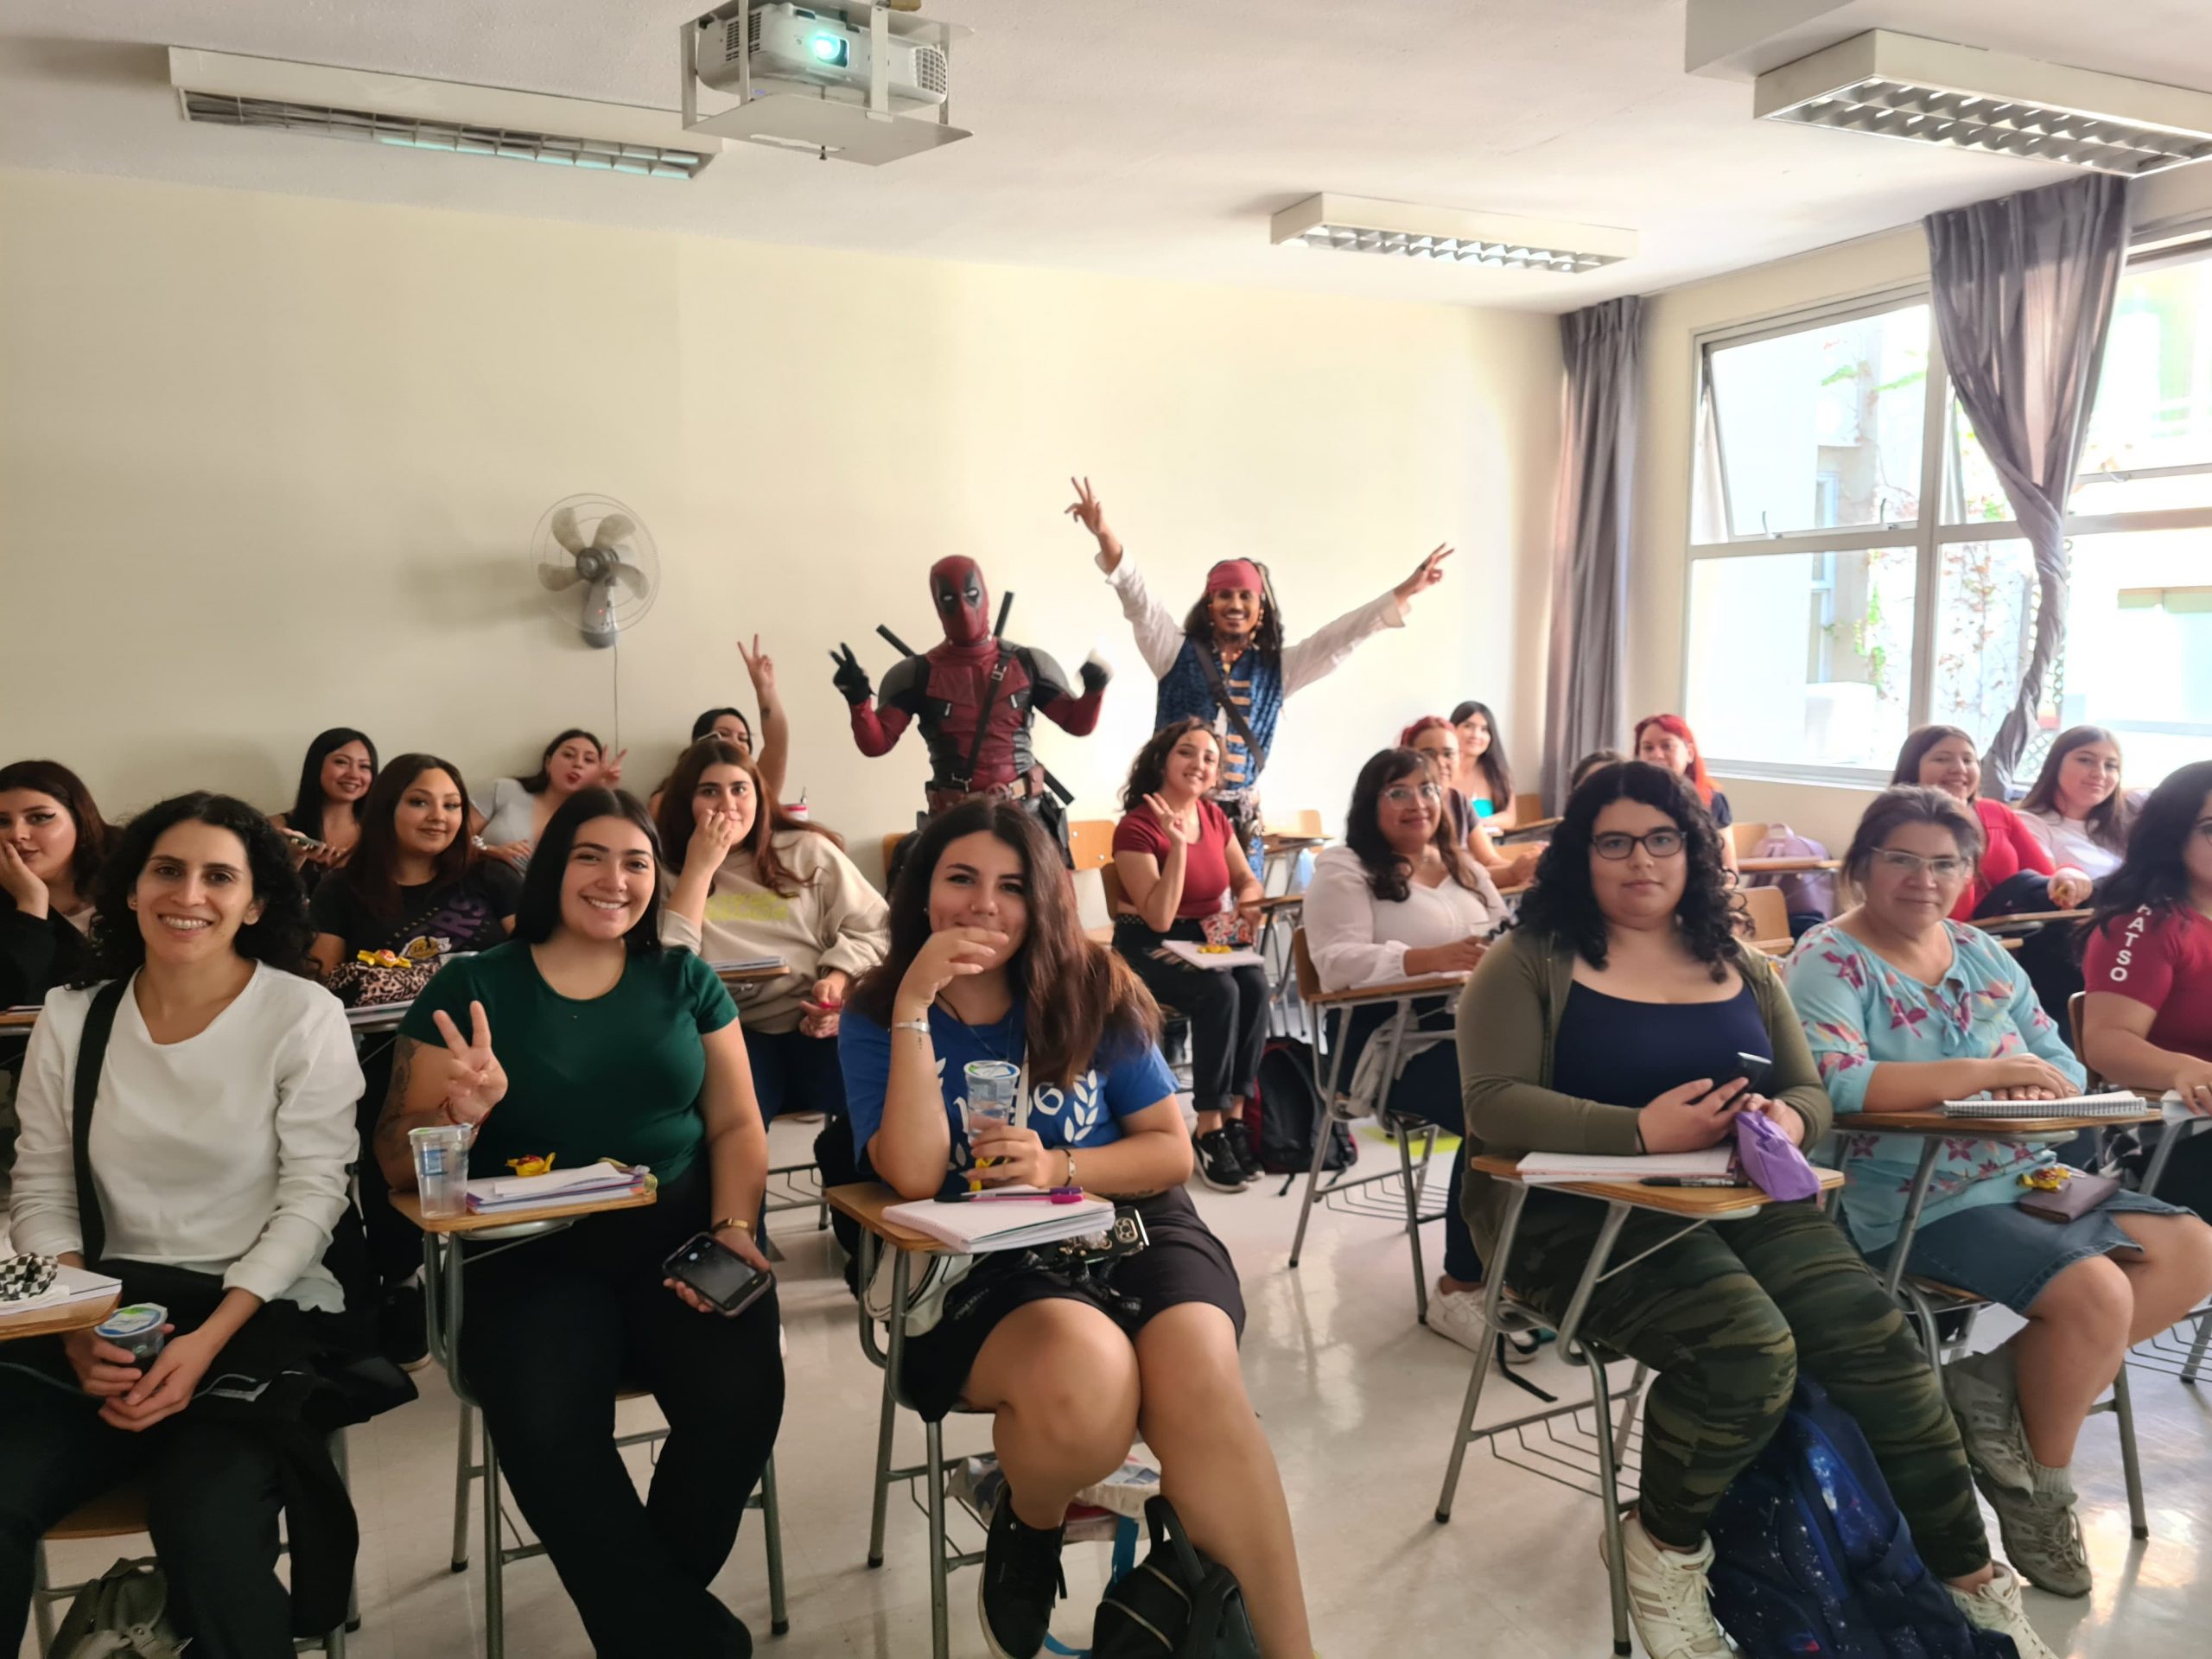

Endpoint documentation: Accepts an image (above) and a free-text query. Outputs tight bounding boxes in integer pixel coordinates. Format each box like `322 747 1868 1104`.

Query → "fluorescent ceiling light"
1755 30 2212 177
169 48 721 180
1269 194 1636 274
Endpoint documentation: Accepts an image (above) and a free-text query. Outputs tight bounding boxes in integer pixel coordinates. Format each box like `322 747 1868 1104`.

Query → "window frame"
1680 229 2212 788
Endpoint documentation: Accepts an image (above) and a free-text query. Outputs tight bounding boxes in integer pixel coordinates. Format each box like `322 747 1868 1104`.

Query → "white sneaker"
1608 1519 1732 1658
1948 1562 2061 1659
1424 1287 1539 1363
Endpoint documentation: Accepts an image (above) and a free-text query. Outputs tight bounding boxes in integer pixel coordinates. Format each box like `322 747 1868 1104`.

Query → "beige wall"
1630 166 2212 855
0 169 1562 881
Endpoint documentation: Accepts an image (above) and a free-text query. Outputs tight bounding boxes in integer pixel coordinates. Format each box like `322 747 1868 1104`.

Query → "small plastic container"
410 1123 474 1220
95 1303 168 1363
964 1060 1020 1170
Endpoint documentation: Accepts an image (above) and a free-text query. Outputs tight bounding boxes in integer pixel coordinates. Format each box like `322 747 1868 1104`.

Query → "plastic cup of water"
410 1123 474 1220
95 1303 168 1363
964 1060 1020 1172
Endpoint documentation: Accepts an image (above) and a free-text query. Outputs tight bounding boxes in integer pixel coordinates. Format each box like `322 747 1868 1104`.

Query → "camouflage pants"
1510 1196 1988 1578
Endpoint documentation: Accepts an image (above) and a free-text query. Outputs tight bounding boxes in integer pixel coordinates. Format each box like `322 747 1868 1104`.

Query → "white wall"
0 169 1562 880
1630 164 2212 854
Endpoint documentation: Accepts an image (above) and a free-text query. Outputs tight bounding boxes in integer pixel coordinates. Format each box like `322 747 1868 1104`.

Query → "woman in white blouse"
1 792 362 1659
1301 747 1510 1352
2017 726 2140 883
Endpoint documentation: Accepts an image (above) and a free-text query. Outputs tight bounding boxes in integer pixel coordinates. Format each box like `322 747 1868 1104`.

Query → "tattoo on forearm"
374 1037 419 1162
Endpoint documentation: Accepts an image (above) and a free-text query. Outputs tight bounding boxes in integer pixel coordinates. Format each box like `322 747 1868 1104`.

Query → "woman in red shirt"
1111 718 1268 1193
1891 727 2093 919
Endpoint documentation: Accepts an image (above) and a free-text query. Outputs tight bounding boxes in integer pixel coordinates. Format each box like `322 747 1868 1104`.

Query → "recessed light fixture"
1755 30 2212 177
1269 194 1636 274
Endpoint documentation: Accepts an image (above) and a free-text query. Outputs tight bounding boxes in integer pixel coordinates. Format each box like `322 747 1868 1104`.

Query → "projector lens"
810 34 849 67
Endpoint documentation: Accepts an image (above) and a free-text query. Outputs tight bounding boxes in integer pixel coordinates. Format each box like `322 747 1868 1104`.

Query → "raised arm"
1279 544 1449 694
830 645 917 759
1068 477 1183 678
737 634 791 801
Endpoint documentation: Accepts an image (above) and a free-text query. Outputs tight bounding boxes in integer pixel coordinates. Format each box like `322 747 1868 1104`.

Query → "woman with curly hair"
1454 762 2056 1659
2 792 364 1659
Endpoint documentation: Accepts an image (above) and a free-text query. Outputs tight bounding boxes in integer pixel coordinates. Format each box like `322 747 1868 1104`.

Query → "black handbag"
1090 1497 1260 1658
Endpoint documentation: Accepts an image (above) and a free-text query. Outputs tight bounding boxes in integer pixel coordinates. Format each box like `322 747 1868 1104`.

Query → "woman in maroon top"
1112 718 1268 1193
1891 727 2093 919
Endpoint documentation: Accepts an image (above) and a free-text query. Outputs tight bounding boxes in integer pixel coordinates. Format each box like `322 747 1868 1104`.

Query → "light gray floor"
26 1117 2212 1657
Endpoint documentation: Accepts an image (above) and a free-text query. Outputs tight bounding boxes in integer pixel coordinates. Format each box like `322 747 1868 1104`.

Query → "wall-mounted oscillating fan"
531 494 659 649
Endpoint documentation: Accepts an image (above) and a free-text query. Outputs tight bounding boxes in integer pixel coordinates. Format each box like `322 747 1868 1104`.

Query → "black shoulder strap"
1194 645 1261 757
956 647 1014 789
71 978 130 1268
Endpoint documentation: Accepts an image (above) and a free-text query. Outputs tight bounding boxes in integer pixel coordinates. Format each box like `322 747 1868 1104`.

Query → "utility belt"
925 768 1045 817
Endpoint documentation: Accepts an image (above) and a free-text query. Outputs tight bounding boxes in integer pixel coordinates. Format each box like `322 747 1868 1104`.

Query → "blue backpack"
1707 1380 2018 1659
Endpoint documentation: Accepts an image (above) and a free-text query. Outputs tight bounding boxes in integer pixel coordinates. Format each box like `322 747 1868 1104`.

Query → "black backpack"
1090 1497 1261 1658
1242 1038 1353 1178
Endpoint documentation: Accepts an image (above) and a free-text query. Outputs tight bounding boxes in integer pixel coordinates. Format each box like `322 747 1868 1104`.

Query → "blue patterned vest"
1155 637 1286 795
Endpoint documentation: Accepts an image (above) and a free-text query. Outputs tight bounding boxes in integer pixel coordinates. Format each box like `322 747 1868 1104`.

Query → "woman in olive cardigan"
1451 761 2055 1659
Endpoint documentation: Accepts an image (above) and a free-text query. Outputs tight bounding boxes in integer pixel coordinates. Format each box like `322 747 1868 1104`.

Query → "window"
1685 245 2212 790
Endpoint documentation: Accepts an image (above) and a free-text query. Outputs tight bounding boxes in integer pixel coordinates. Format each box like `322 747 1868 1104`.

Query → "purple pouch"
1734 1108 1822 1200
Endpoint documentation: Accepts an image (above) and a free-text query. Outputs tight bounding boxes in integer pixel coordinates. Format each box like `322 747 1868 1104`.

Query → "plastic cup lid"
96 1303 166 1337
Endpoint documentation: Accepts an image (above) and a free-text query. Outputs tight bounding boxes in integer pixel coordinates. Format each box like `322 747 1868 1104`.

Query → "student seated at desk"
269 727 377 887
2082 759 2212 1216
2017 726 2139 882
649 636 791 816
1108 718 1268 1193
2 791 364 1659
1303 747 1506 1351
1402 717 1538 887
469 727 623 871
376 788 782 1659
1785 785 2212 1599
0 760 109 1009
841 802 1310 1659
1458 761 2056 1659
1634 714 1735 875
1889 726 2093 918
1446 698 1517 829
308 753 518 1367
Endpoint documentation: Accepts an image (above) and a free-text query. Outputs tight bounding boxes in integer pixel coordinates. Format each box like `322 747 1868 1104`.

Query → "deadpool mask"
930 556 992 647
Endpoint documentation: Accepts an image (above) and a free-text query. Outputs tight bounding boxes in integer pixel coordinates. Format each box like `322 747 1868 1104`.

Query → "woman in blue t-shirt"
841 801 1309 1659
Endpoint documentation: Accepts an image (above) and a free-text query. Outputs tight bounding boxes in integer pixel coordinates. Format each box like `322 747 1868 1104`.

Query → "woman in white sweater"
1301 747 1510 1353
1 792 363 1659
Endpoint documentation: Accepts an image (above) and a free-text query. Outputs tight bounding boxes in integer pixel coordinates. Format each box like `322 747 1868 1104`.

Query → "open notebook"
1516 1147 1737 1185
1940 1090 2150 1120
884 1187 1115 1252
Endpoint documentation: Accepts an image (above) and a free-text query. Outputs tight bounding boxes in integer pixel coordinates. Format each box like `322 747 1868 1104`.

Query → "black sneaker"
378 1281 430 1372
980 1489 1065 1659
1227 1125 1266 1185
1193 1128 1249 1193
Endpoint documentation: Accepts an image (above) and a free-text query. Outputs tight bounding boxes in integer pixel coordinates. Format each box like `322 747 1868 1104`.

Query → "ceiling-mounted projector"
680 1 969 166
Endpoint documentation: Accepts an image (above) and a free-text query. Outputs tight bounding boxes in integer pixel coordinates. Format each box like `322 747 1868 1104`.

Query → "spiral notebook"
1939 1090 2150 1120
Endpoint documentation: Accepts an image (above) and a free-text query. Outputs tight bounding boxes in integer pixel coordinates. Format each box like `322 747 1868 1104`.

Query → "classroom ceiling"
5 1 2212 313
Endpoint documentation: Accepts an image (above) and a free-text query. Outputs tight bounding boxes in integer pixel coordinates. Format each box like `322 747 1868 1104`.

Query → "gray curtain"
1924 174 2132 794
1541 296 1642 809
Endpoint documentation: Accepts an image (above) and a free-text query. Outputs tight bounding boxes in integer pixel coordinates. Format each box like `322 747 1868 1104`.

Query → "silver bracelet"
892 1018 931 1038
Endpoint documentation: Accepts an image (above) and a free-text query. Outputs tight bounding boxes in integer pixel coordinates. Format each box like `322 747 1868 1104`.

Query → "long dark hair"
283 728 377 832
512 788 664 952
1447 699 1515 810
2090 760 2212 938
1840 786 1986 891
0 759 111 895
79 792 313 984
654 739 831 898
690 707 753 747
851 801 1159 1090
1345 748 1480 903
2018 725 2132 854
339 753 474 921
518 728 604 796
1179 563 1285 666
1890 724 1976 787
1516 761 1738 980
1119 718 1220 810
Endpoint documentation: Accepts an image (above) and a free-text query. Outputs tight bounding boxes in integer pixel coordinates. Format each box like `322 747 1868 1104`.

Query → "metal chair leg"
925 1416 950 1659
1437 1184 1529 1521
1287 1088 1338 1271
1612 1362 1649 1479
2183 1306 2212 1387
32 1540 57 1655
482 1416 505 1659
450 1400 475 1572
1399 1122 1430 1323
2111 1365 2149 1541
1587 1352 1633 1658
760 1453 790 1636
868 1247 910 1568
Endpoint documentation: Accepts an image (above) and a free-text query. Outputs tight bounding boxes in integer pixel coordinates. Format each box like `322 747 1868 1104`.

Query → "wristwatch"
1062 1148 1077 1190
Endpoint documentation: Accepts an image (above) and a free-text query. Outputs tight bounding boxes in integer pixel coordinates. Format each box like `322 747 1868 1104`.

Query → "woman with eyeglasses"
1458 763 2056 1659
1786 786 2212 1601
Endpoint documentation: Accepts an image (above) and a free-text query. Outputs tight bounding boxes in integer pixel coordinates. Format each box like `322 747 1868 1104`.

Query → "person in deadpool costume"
829 555 1108 821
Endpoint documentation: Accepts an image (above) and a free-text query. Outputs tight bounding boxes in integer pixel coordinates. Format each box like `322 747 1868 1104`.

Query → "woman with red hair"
1635 714 1737 873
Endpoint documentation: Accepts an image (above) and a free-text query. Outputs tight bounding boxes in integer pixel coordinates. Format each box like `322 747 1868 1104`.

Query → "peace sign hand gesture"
1393 544 1454 607
1143 792 1197 846
429 1001 508 1126
737 634 777 700
1065 476 1122 569
595 749 629 789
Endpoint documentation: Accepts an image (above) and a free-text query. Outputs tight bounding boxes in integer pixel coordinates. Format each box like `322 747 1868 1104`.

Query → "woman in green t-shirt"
376 788 781 1659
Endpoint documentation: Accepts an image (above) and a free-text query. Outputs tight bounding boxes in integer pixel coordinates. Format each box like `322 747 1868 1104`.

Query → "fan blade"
589 513 636 551
537 562 587 592
608 559 651 600
550 506 587 555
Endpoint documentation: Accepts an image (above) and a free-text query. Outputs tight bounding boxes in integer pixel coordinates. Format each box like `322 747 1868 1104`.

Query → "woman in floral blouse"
1787 786 2212 1603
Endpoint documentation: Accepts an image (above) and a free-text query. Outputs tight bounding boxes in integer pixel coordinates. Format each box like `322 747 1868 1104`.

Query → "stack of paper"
709 957 787 975
884 1187 1114 1252
1516 1147 1737 1185
0 1264 122 1326
1940 1090 2148 1120
465 1162 650 1214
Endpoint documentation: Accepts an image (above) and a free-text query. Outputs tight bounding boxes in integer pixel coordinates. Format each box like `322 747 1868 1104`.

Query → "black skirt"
896 1186 1244 1421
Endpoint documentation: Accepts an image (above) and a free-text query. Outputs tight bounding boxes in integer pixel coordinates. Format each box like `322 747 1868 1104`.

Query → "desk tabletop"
0 1007 38 1032
0 1290 119 1342
1969 909 2092 934
823 1182 965 1254
1836 1109 2159 1135
1303 972 1468 1009
1471 1154 1844 1217
1738 855 1842 874
391 1186 657 1235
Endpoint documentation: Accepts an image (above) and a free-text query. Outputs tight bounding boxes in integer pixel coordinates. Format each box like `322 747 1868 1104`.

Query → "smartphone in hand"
662 1232 773 1318
1719 1051 1776 1106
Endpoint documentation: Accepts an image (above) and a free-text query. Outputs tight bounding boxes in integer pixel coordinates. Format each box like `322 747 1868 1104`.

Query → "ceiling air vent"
169 48 721 181
1756 30 2212 177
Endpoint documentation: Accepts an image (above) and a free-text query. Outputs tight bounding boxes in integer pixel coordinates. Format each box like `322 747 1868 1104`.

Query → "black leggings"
0 1376 296 1659
457 1163 785 1659
1115 918 1268 1116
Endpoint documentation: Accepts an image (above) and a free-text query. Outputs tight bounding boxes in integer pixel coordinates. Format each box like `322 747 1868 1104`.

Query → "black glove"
1078 654 1111 696
829 644 874 708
